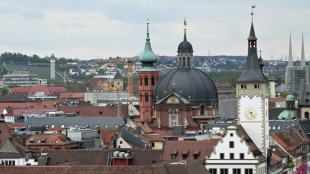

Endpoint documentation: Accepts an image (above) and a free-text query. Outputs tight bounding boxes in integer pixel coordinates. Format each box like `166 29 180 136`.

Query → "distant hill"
6 65 65 83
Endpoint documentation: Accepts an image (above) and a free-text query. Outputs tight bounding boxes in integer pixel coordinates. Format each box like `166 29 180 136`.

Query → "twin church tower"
137 15 270 156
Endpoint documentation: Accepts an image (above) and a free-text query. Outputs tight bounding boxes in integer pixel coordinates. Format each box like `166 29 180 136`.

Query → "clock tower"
236 18 269 156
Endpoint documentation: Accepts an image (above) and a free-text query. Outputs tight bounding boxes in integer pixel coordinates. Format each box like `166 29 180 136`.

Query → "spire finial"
184 17 187 41
146 14 150 39
260 50 262 57
172 81 176 92
251 5 256 23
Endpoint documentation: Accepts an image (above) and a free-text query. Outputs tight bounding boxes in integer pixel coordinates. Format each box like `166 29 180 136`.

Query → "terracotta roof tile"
143 134 163 142
101 130 117 144
57 104 128 117
162 140 219 163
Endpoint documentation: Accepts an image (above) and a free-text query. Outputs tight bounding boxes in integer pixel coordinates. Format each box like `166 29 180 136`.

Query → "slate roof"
236 23 268 83
269 107 286 119
0 94 32 103
218 99 237 119
153 68 218 107
113 71 123 79
120 127 148 148
24 117 125 129
299 119 310 138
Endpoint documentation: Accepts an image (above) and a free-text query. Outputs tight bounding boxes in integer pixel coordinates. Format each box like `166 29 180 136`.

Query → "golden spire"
184 17 187 30
147 14 150 24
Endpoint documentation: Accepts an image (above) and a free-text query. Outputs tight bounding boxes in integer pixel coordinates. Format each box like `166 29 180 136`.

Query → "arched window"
140 77 142 86
200 105 205 116
140 93 142 102
305 112 309 119
145 93 149 102
306 99 309 104
151 76 155 86
145 77 148 86
183 57 185 66
187 57 190 67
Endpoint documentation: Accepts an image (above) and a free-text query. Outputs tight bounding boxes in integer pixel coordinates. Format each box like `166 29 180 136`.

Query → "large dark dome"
177 40 193 53
153 68 218 107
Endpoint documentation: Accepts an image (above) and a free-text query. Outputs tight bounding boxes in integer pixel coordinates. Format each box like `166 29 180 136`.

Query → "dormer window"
254 84 260 89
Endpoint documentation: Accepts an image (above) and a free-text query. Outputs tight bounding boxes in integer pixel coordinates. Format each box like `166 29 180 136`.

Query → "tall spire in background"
301 33 306 67
288 33 293 66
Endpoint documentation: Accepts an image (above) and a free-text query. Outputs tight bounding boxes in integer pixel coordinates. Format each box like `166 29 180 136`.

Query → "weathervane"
251 5 256 22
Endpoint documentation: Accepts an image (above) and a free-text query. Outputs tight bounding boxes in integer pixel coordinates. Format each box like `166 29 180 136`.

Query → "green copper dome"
138 20 157 72
286 95 294 101
277 110 297 120
50 54 56 60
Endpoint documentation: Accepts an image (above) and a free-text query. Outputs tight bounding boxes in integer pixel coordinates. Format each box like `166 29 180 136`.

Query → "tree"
281 92 293 98
0 87 10 95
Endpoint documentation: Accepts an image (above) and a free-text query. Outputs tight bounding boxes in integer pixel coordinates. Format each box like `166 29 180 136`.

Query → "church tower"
138 17 159 122
236 14 269 156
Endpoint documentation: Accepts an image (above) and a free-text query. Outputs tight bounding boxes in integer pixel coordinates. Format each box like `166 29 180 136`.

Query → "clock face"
245 107 257 120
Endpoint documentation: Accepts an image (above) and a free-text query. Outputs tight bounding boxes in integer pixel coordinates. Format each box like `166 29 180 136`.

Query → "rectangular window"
182 154 188 160
171 154 176 160
229 141 234 148
220 153 224 159
152 143 155 147
240 153 244 159
245 169 253 174
193 154 198 159
209 169 217 174
220 169 228 174
233 169 241 174
120 141 123 144
230 153 234 159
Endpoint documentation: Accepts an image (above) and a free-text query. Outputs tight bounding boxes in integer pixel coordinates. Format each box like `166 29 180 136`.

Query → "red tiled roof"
5 108 49 116
143 134 163 142
131 119 154 133
57 104 128 117
101 130 117 144
7 122 25 128
26 133 76 146
269 98 286 102
0 122 11 148
59 93 84 101
162 139 219 163
10 86 66 97
237 125 266 162
0 102 56 111
271 126 308 152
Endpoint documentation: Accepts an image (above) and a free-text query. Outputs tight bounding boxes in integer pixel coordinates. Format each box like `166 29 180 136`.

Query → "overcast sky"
0 0 309 60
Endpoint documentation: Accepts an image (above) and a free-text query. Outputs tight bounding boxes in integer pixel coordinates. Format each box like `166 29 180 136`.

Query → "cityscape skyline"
0 0 309 60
